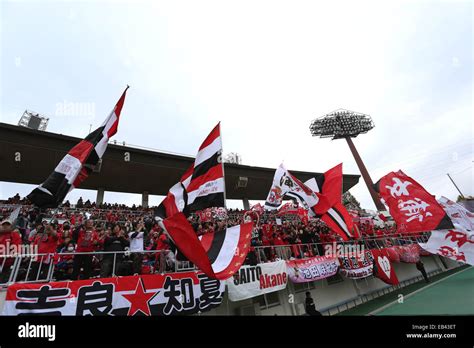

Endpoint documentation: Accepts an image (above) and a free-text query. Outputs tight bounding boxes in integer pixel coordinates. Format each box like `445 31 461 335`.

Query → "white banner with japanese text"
2 272 225 316
286 256 339 283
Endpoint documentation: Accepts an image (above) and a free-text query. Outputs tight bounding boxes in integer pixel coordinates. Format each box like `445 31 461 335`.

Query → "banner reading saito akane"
3 272 224 316
226 260 287 301
286 256 339 283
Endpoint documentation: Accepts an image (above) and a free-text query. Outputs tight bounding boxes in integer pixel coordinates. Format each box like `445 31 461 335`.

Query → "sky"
0 0 472 209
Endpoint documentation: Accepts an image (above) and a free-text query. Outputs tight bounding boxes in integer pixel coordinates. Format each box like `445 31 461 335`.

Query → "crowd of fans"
0 194 407 283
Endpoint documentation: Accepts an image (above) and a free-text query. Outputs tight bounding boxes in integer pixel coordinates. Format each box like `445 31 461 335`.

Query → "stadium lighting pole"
344 136 385 211
309 109 386 211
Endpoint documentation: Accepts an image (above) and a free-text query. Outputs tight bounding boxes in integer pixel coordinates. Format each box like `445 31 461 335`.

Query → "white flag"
419 225 474 266
438 196 474 231
264 164 319 211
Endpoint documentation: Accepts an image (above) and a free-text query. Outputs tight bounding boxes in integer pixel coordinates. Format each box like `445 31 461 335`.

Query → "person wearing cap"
0 219 22 283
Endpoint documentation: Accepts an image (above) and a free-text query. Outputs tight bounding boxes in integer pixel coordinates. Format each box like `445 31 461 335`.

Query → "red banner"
383 247 401 263
2 272 225 316
372 249 399 285
393 244 420 263
374 170 453 233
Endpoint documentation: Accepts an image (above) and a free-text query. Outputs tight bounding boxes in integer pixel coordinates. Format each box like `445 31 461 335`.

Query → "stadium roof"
0 122 360 200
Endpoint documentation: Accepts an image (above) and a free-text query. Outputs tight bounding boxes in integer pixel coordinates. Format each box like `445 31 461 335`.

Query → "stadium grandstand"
0 192 469 316
0 120 472 318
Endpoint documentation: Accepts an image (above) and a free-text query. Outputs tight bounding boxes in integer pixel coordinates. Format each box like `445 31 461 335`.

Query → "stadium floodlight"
309 108 374 140
309 109 385 211
18 110 49 131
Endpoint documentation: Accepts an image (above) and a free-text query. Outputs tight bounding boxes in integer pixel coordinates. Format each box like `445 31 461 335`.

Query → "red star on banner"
122 278 158 316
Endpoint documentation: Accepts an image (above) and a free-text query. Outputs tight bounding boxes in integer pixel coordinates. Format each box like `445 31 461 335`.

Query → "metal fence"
0 233 431 288
0 249 178 287
251 233 430 264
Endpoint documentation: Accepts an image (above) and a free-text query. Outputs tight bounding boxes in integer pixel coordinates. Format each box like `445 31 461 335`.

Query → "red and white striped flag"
156 123 253 280
155 123 225 219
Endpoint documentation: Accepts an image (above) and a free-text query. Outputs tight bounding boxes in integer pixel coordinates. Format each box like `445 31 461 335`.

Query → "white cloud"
452 56 460 67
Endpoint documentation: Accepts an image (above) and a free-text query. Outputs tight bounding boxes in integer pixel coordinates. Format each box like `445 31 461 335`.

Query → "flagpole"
218 122 229 227
446 173 465 200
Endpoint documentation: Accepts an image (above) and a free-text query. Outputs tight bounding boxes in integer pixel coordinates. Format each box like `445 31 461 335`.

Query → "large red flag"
374 170 453 233
305 164 358 240
315 163 343 206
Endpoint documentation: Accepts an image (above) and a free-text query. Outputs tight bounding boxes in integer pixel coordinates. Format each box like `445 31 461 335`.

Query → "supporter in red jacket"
28 224 58 281
32 224 58 256
155 232 170 273
272 233 285 246
71 219 99 280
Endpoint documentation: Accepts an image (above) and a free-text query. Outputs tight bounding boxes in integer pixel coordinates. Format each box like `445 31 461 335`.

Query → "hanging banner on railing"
286 256 339 283
226 260 287 301
393 244 420 263
371 249 399 285
338 250 374 279
2 271 225 316
380 247 401 263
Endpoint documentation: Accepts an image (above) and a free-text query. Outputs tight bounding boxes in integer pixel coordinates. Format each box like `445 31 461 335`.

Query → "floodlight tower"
309 109 385 211
18 110 49 131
